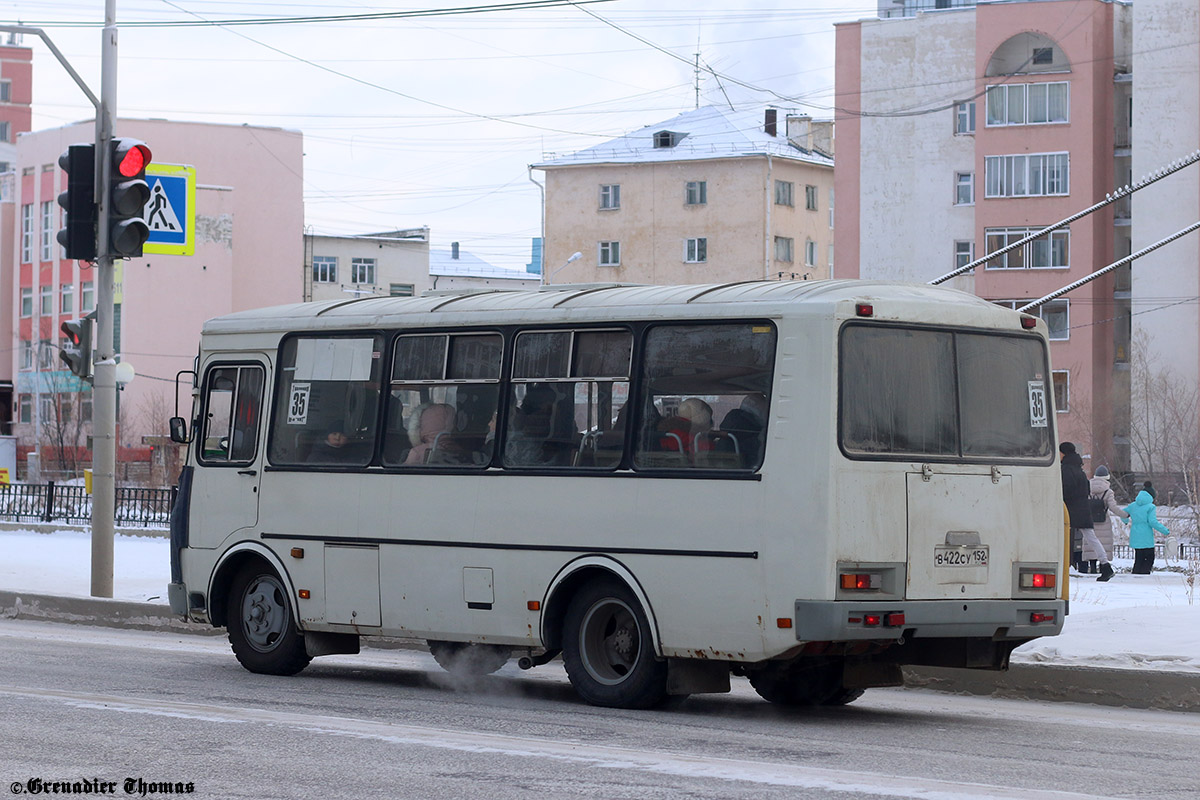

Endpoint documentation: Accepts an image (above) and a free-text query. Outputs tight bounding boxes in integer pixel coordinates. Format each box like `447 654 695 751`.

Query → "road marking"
0 684 1112 800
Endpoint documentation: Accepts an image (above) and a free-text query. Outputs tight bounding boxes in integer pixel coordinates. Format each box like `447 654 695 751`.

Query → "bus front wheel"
562 578 668 709
227 565 312 676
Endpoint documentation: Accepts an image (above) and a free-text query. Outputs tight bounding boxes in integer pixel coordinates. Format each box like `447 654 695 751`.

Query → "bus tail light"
885 613 905 627
1030 612 1055 624
1020 316 1037 329
1019 570 1057 589
863 614 881 626
856 303 873 317
840 572 882 591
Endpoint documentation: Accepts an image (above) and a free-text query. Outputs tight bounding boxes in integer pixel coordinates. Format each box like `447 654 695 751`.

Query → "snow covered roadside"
1 528 1198 674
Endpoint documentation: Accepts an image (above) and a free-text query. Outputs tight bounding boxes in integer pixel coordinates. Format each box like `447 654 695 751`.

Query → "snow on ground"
1 528 1198 673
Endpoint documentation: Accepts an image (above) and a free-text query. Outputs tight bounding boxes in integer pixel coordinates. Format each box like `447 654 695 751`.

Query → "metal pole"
90 0 118 598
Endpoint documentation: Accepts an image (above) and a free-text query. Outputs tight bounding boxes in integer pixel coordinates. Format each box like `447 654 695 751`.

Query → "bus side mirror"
169 417 188 444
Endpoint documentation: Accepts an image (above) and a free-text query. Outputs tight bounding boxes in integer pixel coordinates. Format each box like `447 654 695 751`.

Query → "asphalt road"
1 618 1197 800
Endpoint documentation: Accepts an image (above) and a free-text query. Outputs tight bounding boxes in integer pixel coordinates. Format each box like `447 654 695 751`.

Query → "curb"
0 521 168 539
5 590 1198 712
904 664 1200 713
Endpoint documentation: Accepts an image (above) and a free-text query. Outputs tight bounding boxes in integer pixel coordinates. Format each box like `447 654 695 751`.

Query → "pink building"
836 0 1140 471
9 119 303 477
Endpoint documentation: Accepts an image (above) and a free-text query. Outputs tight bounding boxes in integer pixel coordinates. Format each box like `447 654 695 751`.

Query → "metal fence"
0 482 175 528
1110 543 1200 561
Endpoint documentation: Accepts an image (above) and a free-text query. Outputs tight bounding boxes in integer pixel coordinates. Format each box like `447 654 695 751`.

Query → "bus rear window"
840 324 1052 461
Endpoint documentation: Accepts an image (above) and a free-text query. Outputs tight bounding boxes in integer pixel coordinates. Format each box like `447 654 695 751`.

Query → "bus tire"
428 641 512 676
227 565 311 676
749 658 853 706
562 578 668 709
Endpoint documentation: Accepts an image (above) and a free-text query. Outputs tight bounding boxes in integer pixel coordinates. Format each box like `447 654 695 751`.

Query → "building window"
985 227 1070 269
955 101 976 134
984 153 1069 198
954 240 974 271
81 281 94 312
654 130 683 148
955 172 974 205
40 201 53 261
61 284 74 315
685 180 706 205
684 237 707 263
18 394 30 424
0 121 9 144
0 80 10 103
1032 47 1054 66
21 204 32 263
350 257 375 285
40 286 52 316
993 299 1070 341
20 340 31 370
805 184 818 211
1052 370 1069 413
804 239 816 267
774 236 793 263
986 82 1068 127
600 184 620 210
312 256 337 283
38 339 54 369
599 241 621 266
20 287 31 318
774 180 793 207
389 283 415 297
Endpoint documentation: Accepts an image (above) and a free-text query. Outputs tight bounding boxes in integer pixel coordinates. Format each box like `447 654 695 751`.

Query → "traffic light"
57 143 98 261
107 138 152 258
60 315 94 382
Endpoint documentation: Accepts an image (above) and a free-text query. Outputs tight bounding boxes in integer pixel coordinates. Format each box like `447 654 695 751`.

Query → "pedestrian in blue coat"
1123 490 1170 574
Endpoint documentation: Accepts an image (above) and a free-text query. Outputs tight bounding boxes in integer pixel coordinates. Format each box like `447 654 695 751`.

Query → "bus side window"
633 324 775 471
199 365 264 466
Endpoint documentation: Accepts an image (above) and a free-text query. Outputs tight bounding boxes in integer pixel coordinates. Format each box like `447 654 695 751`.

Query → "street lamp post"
544 251 583 286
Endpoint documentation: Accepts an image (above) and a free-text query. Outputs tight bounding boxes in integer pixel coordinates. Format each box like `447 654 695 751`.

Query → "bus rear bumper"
793 598 1066 643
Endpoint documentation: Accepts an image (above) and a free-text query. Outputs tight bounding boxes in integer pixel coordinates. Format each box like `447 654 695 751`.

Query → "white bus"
166 280 1066 709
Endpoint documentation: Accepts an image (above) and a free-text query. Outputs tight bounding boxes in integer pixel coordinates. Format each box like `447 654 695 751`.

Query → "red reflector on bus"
863 614 881 627
298 589 310 600
527 600 540 611
841 573 881 591
1020 572 1057 589
885 613 905 627
1030 612 1054 624
776 618 793 629
1020 316 1037 329
856 303 873 317
290 547 304 559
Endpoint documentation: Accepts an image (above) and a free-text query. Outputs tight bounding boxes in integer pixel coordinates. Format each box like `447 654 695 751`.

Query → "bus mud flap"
304 631 361 658
843 660 903 689
667 659 731 695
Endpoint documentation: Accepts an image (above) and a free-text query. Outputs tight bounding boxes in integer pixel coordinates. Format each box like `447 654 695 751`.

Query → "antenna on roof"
694 28 701 110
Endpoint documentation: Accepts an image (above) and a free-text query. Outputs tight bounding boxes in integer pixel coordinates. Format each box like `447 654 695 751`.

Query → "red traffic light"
117 142 151 178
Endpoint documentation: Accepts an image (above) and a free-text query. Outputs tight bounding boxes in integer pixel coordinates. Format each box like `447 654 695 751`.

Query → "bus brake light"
856 303 873 317
863 614 881 626
1020 316 1037 329
1030 612 1055 624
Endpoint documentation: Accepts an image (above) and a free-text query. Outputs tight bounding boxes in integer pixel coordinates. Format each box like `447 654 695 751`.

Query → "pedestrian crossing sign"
142 163 196 256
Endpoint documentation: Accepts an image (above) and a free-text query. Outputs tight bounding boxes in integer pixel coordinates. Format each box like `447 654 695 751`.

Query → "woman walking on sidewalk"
1124 490 1170 574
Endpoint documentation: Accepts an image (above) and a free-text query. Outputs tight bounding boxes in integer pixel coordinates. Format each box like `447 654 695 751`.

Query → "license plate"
934 545 989 568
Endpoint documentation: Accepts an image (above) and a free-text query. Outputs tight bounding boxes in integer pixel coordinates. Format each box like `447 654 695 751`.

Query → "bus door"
192 359 268 545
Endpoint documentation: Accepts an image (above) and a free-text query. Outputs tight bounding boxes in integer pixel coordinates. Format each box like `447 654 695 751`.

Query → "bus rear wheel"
428 641 512 676
227 565 311 676
562 578 668 709
749 658 860 706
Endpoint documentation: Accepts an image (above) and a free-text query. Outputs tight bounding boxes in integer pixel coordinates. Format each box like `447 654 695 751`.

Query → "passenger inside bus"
403 402 463 465
656 397 714 461
505 383 573 467
306 423 370 464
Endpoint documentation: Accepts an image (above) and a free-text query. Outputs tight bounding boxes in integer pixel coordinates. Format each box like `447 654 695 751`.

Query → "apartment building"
0 39 33 434
533 106 835 286
835 0 1170 472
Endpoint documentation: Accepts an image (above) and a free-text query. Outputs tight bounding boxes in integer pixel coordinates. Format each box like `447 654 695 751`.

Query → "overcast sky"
1 1 878 271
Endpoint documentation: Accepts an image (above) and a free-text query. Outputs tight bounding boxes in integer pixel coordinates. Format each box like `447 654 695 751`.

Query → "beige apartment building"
533 106 835 286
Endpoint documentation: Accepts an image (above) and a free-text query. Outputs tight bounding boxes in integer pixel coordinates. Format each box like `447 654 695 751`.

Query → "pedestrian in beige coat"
1088 466 1129 572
